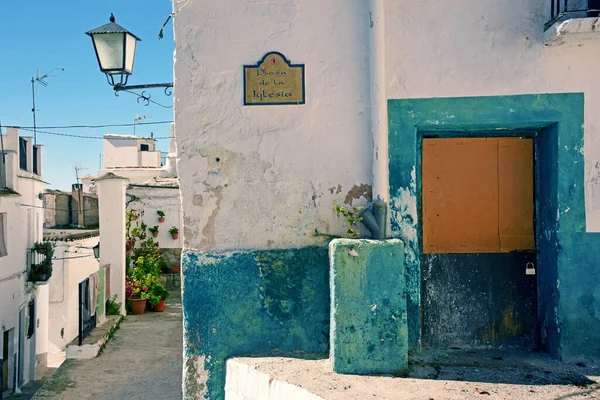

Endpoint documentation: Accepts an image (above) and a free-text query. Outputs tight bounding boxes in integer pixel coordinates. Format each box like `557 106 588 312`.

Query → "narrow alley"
32 293 182 400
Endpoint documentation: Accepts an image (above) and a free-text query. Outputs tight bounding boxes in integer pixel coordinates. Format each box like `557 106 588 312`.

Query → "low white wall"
48 236 100 355
225 359 325 400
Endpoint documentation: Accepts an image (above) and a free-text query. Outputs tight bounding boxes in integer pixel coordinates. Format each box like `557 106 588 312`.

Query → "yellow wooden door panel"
498 138 535 251
422 138 500 254
423 137 535 254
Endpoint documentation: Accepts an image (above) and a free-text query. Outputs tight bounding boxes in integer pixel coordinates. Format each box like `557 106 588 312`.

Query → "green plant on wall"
106 295 122 316
333 200 364 238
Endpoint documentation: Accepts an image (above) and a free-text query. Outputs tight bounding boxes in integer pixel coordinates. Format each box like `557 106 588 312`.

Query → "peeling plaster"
343 184 373 205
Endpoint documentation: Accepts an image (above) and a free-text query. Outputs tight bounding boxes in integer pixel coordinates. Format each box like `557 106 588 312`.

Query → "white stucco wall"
48 237 100 355
174 0 373 252
382 1 600 231
103 136 160 169
0 128 46 388
97 176 127 315
127 186 182 249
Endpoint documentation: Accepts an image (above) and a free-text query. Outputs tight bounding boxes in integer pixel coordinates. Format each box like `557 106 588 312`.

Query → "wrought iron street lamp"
85 14 173 106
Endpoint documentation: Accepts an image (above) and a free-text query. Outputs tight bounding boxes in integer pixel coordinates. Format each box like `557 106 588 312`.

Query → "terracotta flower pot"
171 232 179 239
129 298 147 315
159 217 165 223
154 299 167 312
171 266 181 274
152 231 159 238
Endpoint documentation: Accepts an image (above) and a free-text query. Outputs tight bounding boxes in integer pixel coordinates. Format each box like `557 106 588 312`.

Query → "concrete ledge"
66 315 121 360
544 17 600 46
225 359 325 400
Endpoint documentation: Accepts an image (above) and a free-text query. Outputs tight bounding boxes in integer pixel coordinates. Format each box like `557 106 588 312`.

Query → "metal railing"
27 249 52 283
78 277 97 345
546 0 600 29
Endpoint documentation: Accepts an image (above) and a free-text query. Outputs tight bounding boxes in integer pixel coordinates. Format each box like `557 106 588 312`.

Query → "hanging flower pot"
149 226 159 238
169 226 179 240
157 210 165 223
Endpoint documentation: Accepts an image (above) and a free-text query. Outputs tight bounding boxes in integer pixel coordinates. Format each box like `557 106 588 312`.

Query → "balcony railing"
546 0 600 30
27 248 53 284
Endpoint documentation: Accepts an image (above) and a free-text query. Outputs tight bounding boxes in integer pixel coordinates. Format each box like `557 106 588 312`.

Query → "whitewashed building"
0 127 48 394
173 1 600 398
84 131 182 269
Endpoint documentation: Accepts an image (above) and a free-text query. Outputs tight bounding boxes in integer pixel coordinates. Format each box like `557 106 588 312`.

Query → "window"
27 300 35 339
19 137 27 171
33 146 39 175
140 144 149 152
0 213 6 257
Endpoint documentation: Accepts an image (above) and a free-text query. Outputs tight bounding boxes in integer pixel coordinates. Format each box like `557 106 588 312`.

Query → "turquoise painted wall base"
181 247 330 400
329 239 408 375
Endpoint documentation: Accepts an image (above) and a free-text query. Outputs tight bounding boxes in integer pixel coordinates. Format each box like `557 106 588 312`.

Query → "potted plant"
149 225 159 238
126 275 150 315
33 241 55 258
157 210 165 223
169 226 179 239
30 259 53 282
147 282 170 312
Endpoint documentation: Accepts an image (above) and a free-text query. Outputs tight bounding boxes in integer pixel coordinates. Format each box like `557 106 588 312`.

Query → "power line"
17 127 170 141
4 121 173 129
19 203 100 214
4 120 173 130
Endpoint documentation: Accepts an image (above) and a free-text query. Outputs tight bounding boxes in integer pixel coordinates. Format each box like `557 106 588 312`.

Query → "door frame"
387 94 583 359
417 132 540 349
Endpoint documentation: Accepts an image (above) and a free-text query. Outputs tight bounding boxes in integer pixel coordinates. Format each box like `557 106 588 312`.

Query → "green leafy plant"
33 241 55 259
149 225 159 234
168 226 179 235
106 295 122 316
157 210 165 218
333 200 364 238
30 259 53 281
146 282 170 307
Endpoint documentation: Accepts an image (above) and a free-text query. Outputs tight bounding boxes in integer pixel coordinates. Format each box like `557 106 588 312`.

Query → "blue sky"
0 0 174 190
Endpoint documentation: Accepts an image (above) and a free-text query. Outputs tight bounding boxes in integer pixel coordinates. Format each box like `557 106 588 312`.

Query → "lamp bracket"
110 81 173 108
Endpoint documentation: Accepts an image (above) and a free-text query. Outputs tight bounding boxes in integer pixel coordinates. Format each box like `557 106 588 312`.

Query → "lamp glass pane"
93 32 125 74
124 33 137 74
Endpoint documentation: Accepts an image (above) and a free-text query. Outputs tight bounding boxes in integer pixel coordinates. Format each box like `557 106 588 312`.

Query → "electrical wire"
6 121 173 130
17 127 170 141
52 254 94 260
18 203 100 214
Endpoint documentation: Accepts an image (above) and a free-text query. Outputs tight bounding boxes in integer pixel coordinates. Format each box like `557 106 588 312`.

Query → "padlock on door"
526 262 536 276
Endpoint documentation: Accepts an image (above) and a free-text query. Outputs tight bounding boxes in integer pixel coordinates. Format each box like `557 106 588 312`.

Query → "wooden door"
421 137 537 349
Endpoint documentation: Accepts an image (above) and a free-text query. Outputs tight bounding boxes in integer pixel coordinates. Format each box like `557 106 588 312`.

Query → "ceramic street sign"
244 52 305 106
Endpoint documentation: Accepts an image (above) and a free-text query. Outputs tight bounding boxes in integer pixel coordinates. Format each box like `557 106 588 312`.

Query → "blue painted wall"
182 246 329 399
329 239 408 375
388 94 600 361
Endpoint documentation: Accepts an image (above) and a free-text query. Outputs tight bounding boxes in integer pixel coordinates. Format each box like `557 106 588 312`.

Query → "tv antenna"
32 68 64 144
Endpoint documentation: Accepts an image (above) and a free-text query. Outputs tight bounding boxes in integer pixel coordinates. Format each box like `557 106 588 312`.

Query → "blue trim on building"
388 94 599 361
